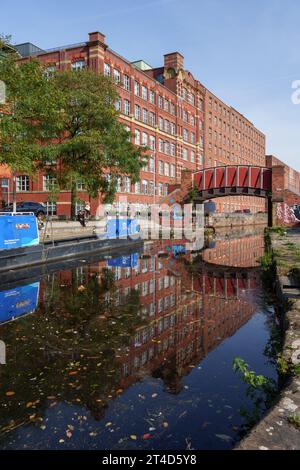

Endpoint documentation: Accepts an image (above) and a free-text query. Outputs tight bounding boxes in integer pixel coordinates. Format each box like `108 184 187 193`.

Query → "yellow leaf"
26 402 33 408
5 391 15 397
130 435 137 440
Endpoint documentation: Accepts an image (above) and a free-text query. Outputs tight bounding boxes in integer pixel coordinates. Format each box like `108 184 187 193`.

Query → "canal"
0 228 280 450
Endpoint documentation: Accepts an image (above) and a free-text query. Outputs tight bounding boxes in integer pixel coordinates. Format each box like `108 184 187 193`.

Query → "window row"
16 175 86 192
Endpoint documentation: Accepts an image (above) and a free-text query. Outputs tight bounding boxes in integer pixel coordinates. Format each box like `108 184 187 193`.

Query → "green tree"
0 53 147 217
0 55 58 173
45 69 147 218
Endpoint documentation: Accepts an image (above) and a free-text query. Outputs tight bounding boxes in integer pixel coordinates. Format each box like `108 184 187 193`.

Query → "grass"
267 226 286 236
287 415 300 429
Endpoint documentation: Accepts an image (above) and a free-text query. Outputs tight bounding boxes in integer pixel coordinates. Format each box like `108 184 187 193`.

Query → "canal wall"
207 212 267 228
236 229 300 450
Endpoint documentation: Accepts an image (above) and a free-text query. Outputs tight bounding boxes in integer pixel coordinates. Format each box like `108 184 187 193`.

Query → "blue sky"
1 0 299 170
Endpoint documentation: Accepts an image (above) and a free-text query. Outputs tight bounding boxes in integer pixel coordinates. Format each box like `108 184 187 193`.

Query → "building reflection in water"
0 230 266 436
45 232 263 396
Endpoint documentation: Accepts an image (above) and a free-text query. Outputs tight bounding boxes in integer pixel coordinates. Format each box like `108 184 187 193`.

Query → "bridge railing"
193 165 272 193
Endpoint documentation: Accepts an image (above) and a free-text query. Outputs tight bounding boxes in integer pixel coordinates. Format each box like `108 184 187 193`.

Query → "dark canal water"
0 228 279 450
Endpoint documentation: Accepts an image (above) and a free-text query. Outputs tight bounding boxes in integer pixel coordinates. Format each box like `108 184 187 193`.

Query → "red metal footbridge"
192 165 272 201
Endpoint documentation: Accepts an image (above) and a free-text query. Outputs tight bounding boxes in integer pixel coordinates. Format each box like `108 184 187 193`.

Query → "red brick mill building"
0 30 267 217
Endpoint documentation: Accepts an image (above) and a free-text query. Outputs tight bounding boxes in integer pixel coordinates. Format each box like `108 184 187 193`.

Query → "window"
149 157 155 173
164 140 169 154
43 175 56 191
113 69 121 84
164 162 169 176
44 201 57 216
158 117 163 130
149 112 155 127
141 180 148 194
170 103 175 115
134 104 140 120
16 176 29 192
134 80 139 96
149 181 154 195
114 98 121 112
183 111 187 122
142 132 148 146
142 108 148 123
116 177 122 192
158 95 163 108
171 164 175 178
149 135 155 150
171 123 176 135
141 86 147 100
183 129 188 142
124 99 130 115
164 99 169 112
164 120 169 133
190 150 195 163
104 63 111 77
134 129 140 145
124 176 131 193
72 60 86 71
76 179 86 191
134 182 140 194
123 74 130 91
149 90 155 104
183 148 188 161
190 115 195 126
171 143 176 156
158 161 163 175
158 183 163 196
158 139 163 152
190 132 195 144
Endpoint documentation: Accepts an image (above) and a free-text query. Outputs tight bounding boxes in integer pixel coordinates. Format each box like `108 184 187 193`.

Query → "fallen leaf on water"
68 371 78 376
142 433 151 440
105 422 112 427
66 430 72 439
77 285 85 292
151 393 158 398
59 439 65 444
5 391 15 397
215 434 232 443
26 402 33 408
130 435 137 441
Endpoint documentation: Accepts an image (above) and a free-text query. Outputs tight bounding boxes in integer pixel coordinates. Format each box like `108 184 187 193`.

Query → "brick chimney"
164 52 184 72
87 32 107 74
88 31 106 44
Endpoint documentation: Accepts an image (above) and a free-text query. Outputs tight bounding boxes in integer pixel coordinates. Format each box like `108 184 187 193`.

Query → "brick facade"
0 30 276 217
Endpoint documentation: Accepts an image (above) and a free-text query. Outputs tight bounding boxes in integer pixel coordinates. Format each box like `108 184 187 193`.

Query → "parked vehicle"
2 202 46 218
243 209 251 214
